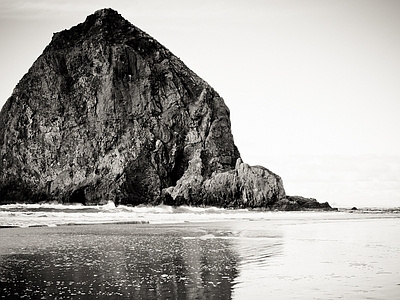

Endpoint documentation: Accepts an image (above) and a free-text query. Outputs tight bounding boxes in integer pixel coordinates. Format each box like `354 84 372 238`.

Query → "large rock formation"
0 8 332 210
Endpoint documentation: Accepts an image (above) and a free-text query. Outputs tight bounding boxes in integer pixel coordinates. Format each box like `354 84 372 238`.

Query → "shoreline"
1 208 399 230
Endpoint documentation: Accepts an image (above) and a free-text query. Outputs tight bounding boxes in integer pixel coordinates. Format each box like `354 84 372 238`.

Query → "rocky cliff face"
0 9 332 210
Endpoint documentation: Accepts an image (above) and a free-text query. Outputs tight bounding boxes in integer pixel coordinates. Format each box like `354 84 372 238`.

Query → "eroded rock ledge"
0 8 333 210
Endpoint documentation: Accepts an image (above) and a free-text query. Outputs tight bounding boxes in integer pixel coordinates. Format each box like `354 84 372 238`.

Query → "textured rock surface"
0 8 332 210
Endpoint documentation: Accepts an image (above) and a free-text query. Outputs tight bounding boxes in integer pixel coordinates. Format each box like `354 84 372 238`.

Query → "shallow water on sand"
0 212 399 299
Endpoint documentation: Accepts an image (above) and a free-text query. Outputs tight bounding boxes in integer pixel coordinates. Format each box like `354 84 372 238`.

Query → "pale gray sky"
1 0 399 207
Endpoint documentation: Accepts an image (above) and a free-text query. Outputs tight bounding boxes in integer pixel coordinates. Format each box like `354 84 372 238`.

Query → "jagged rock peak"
0 8 333 210
94 7 119 16
50 8 149 50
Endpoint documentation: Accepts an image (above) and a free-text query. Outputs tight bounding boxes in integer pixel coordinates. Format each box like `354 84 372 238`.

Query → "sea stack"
0 8 332 210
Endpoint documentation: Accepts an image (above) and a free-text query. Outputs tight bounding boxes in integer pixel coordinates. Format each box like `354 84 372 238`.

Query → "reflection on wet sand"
0 224 240 299
2 213 400 299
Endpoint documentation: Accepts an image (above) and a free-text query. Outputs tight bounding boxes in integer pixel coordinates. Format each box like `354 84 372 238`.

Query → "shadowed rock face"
0 8 332 210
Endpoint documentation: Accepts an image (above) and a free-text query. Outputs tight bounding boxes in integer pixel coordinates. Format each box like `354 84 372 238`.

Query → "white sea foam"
0 202 398 228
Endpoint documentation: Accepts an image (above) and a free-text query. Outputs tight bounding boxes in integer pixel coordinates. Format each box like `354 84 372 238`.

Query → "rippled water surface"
0 206 399 299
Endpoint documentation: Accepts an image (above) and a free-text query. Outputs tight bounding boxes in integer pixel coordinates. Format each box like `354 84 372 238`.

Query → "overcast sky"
0 0 399 208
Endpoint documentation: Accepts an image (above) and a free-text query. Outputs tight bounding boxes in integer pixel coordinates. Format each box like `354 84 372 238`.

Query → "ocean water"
0 204 399 299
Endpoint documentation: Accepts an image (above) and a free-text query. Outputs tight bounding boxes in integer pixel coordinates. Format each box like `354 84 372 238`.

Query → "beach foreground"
0 208 399 299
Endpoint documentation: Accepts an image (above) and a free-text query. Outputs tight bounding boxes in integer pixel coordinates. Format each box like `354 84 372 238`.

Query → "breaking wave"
0 202 233 214
0 202 398 228
0 202 252 228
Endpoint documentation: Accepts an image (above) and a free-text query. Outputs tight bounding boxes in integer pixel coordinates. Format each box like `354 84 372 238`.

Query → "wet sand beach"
1 210 400 299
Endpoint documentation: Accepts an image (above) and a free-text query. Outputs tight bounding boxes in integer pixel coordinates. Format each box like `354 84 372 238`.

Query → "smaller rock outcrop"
273 196 335 211
162 157 285 208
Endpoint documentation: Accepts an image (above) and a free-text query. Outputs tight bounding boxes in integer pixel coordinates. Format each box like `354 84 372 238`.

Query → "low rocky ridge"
0 8 333 210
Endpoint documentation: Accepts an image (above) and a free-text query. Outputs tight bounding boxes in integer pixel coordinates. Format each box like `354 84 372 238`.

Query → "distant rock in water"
0 8 333 210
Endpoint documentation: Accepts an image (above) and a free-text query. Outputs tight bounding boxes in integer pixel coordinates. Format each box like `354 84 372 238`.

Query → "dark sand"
0 223 239 299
